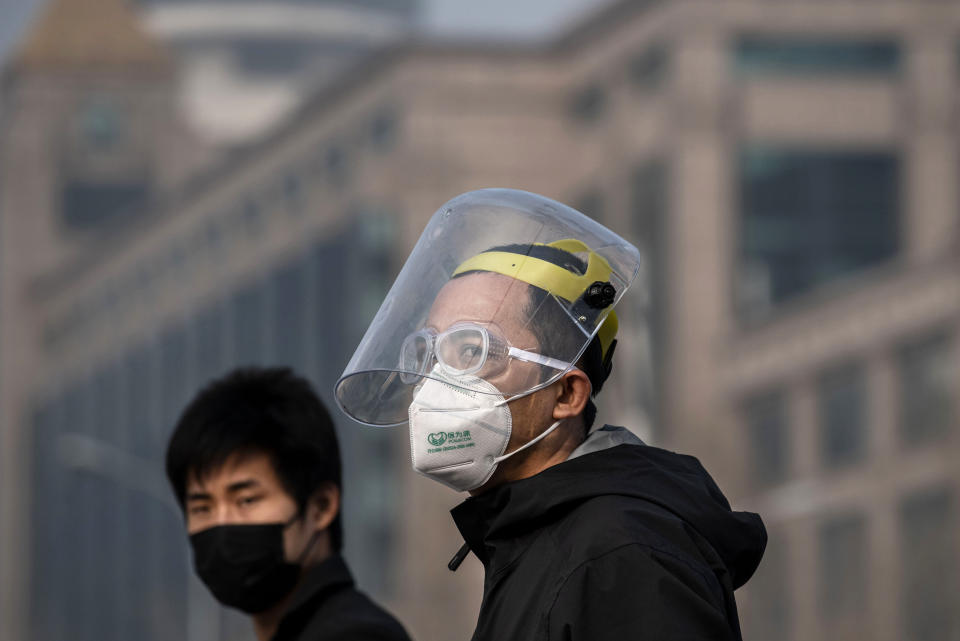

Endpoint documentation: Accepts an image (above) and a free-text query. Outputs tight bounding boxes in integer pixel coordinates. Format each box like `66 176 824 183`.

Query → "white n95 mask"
408 368 561 492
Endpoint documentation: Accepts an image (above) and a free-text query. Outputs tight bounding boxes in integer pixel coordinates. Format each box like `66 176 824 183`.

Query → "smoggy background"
1 1 958 641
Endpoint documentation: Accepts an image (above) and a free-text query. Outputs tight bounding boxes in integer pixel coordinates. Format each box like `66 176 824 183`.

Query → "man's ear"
307 483 340 534
552 368 592 420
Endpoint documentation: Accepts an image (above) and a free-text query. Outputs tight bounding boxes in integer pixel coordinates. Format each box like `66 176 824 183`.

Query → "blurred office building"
1 1 959 641
137 0 419 145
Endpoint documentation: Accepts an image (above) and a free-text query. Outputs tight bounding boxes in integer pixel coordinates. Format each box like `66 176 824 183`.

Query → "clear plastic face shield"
335 189 643 427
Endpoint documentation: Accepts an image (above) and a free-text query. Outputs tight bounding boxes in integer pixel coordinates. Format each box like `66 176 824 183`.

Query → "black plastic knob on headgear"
583 281 616 309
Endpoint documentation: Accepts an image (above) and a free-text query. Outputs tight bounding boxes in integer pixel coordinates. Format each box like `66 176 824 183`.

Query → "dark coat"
271 555 411 641
450 432 767 641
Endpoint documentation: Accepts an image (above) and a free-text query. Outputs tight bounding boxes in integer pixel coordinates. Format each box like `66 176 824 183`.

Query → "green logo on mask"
427 432 447 447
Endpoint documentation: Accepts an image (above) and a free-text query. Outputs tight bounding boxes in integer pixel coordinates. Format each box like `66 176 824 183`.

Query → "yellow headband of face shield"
451 239 619 359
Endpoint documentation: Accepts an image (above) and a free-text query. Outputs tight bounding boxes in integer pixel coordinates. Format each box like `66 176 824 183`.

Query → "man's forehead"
186 450 277 492
427 272 533 331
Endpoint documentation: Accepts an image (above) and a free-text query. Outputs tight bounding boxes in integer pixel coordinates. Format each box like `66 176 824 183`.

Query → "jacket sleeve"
546 543 737 641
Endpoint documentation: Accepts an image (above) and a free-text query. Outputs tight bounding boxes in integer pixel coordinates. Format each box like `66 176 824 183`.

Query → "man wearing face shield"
336 189 767 641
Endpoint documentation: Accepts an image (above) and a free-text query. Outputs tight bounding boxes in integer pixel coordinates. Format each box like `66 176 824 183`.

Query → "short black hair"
456 243 617 431
165 366 343 550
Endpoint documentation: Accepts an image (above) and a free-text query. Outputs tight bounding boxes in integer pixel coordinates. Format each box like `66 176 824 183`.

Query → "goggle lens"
436 326 488 375
398 323 518 383
399 331 433 384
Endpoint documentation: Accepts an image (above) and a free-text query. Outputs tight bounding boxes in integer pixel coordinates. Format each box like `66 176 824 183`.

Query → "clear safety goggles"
398 321 573 384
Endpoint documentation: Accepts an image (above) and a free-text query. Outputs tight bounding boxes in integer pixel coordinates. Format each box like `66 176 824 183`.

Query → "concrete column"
902 31 958 264
868 351 900 641
790 514 821 641
792 379 819 480
666 29 734 460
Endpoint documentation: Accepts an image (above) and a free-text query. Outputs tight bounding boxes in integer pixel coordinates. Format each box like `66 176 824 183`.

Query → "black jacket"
271 554 411 641
450 427 767 641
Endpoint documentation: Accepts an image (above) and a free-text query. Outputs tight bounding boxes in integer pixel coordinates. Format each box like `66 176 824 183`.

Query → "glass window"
187 226 209 263
819 513 868 623
97 283 120 317
234 39 313 75
94 365 122 442
633 161 668 428
86 369 122 639
326 145 349 188
31 401 64 641
569 84 606 122
79 97 123 149
271 257 310 372
629 45 667 90
61 181 149 229
63 379 99 640
743 528 791 641
899 331 955 447
737 147 900 320
305 230 403 598
744 389 790 487
312 237 351 371
634 161 667 245
230 282 266 365
242 197 262 235
124 344 156 458
370 107 398 150
166 241 189 281
43 320 63 351
818 361 867 469
283 171 304 215
120 344 164 641
154 500 188 641
900 486 959 641
353 210 396 322
343 432 398 596
204 216 224 252
735 37 901 74
159 324 190 440
193 303 225 383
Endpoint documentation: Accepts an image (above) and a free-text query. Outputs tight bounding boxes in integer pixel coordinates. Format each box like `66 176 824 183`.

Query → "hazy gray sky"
0 0 610 63
421 0 608 40
0 0 38 60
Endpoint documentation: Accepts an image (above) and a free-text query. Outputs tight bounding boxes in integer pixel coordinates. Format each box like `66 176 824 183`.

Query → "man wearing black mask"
165 366 411 641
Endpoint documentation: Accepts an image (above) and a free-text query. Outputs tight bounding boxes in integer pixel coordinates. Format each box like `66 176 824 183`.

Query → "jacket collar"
450 430 767 589
451 425 640 569
568 424 645 459
277 554 354 627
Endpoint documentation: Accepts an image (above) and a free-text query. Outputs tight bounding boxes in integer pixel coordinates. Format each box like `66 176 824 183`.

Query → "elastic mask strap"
296 530 323 565
283 510 321 565
491 368 583 409
493 419 563 464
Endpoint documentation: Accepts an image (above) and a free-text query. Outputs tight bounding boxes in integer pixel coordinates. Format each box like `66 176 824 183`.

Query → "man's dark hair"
456 243 617 431
165 366 344 550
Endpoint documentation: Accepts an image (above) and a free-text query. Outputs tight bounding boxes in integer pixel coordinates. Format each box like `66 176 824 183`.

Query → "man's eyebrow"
186 490 212 502
225 479 262 493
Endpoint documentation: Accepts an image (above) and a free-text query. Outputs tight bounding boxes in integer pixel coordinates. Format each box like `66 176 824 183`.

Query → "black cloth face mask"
190 515 308 614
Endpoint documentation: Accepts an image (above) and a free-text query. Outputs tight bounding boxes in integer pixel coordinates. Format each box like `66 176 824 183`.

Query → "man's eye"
188 505 210 515
460 345 482 359
238 496 262 506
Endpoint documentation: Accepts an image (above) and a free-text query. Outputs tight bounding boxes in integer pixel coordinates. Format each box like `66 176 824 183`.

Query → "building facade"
1 1 958 641
138 0 420 146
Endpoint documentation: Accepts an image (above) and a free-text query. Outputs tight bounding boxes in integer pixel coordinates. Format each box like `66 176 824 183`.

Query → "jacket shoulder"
546 542 738 641
550 493 730 603
550 493 711 567
291 587 411 641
